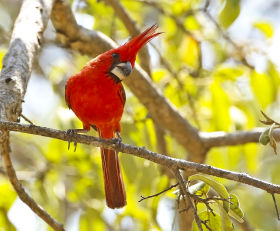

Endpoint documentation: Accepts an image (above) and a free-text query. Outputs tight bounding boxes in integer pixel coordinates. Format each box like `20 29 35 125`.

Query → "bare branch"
0 0 65 230
0 0 53 121
202 8 253 69
200 128 280 148
20 114 33 124
0 131 64 231
1 121 280 195
139 182 179 202
173 168 203 231
272 193 280 220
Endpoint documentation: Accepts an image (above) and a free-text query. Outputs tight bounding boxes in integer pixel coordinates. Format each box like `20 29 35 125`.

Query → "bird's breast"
66 69 124 128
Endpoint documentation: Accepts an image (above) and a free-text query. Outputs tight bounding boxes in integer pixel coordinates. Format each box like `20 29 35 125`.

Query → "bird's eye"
112 53 119 60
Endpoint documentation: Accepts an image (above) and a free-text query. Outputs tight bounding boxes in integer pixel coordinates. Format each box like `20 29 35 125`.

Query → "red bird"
65 25 161 209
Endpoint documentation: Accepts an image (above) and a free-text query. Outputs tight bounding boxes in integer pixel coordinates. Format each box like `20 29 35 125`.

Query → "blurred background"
1 0 280 230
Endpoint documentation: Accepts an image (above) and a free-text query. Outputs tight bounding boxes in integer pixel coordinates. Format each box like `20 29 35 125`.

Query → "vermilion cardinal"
65 25 161 208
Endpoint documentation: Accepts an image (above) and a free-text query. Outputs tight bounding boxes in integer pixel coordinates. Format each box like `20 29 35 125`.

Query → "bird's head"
91 25 161 83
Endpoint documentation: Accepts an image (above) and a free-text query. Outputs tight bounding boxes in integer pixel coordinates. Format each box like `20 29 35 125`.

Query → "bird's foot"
66 128 89 152
66 129 78 151
116 131 122 141
111 131 122 146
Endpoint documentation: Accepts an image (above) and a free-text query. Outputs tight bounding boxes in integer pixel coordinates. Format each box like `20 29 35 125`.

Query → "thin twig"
203 11 253 69
0 131 65 231
138 0 196 39
172 168 203 231
179 205 191 214
20 114 33 125
139 182 179 202
201 219 213 231
271 193 280 221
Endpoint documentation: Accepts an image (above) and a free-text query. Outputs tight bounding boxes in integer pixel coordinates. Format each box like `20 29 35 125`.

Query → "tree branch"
0 0 53 121
138 182 179 202
173 168 203 231
0 131 64 231
201 128 280 148
0 0 65 230
1 120 280 195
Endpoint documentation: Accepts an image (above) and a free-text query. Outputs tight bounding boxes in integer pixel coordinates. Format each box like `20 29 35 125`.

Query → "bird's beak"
110 61 132 81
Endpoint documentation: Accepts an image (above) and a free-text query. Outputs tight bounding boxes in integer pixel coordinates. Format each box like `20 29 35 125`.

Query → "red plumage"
65 25 160 208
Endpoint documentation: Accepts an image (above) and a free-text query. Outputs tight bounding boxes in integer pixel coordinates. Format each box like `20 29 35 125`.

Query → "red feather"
65 25 161 208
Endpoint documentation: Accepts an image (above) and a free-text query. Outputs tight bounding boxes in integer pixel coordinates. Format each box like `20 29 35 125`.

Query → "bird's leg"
66 128 89 151
116 131 122 141
109 131 122 153
112 131 122 146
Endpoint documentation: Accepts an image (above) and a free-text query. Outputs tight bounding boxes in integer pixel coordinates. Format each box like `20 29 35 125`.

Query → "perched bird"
65 25 161 209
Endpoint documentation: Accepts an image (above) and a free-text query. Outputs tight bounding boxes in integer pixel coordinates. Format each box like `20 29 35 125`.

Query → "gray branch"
1 120 280 194
201 128 280 148
0 0 53 121
0 0 65 230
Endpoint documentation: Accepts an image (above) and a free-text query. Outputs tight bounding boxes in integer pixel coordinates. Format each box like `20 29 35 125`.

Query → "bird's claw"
116 131 122 141
111 131 122 146
111 137 122 145
66 129 78 152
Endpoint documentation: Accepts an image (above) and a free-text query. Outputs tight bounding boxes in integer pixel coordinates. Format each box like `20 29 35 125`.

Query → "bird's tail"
99 128 126 209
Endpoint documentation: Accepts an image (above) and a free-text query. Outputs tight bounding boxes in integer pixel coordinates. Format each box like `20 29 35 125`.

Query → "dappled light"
1 0 280 231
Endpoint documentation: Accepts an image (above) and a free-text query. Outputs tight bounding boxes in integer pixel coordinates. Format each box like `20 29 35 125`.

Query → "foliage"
189 174 243 230
0 0 280 230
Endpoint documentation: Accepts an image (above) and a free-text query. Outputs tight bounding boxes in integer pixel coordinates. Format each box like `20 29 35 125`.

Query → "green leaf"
253 21 274 38
219 0 241 28
189 174 230 212
79 210 104 231
0 179 17 231
228 194 244 223
180 35 200 69
259 128 270 145
210 81 231 131
152 69 167 83
0 180 16 210
218 202 234 231
192 211 221 231
266 61 280 102
0 210 16 231
0 48 6 69
213 65 245 81
174 182 210 196
189 182 210 196
184 15 200 31
269 123 278 154
250 71 274 109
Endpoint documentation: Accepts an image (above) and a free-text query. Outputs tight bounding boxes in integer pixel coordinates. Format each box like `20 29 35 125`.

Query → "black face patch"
112 53 120 60
108 53 121 83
